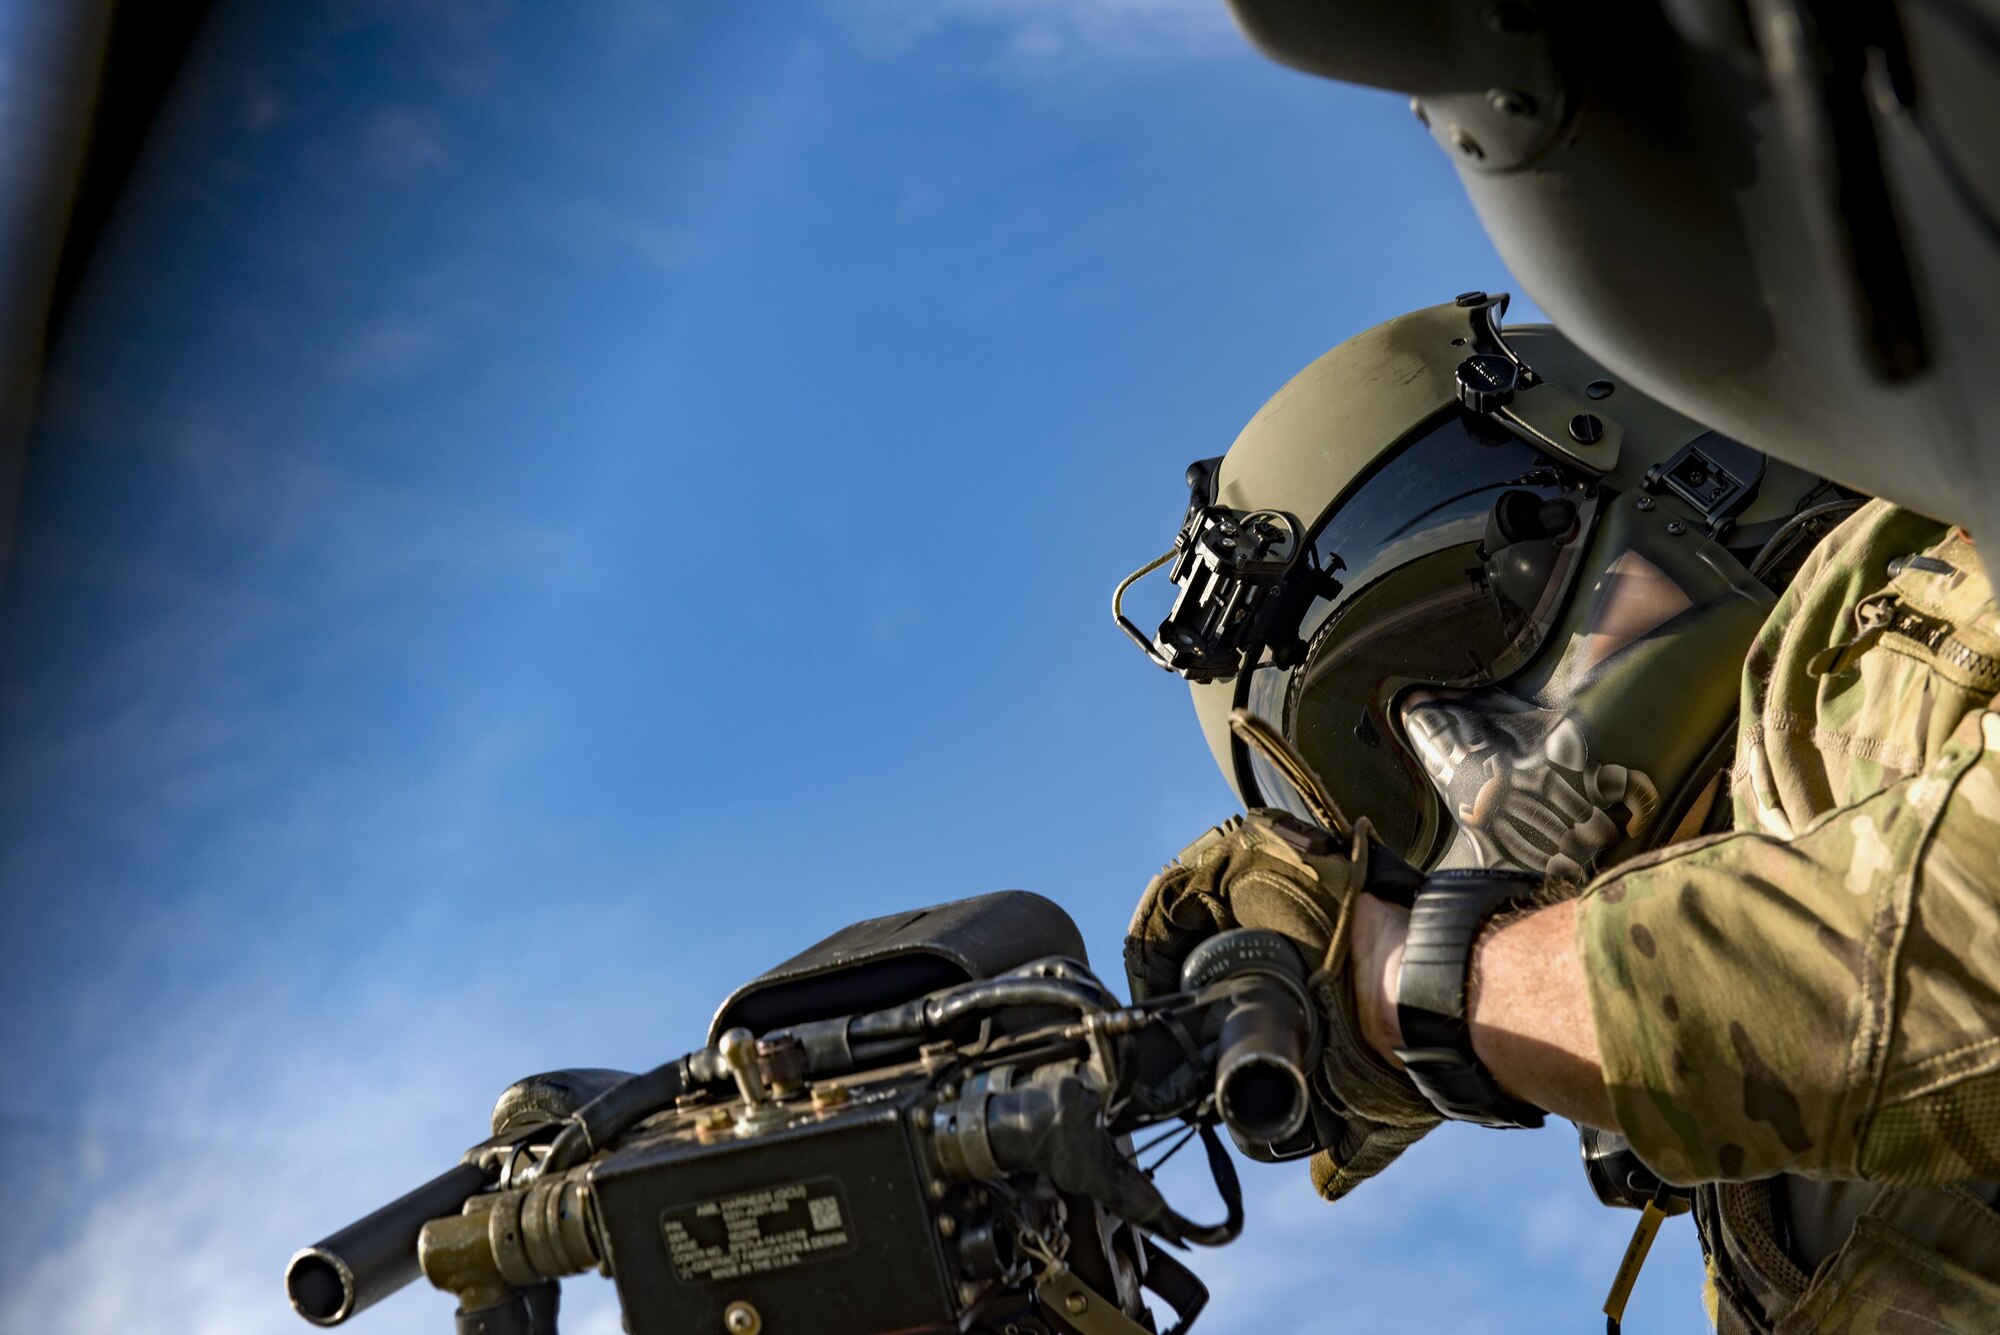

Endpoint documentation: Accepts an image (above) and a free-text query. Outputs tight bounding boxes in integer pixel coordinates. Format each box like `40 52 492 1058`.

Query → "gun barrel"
1179 930 1319 1144
1212 978 1313 1142
286 1162 489 1326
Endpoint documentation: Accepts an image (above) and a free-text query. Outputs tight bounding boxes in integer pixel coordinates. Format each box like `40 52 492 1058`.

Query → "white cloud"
843 0 1240 68
330 1 514 94
320 273 500 382
591 0 678 44
0 1142 269 1335
0 1104 1701 1335
0 955 694 1335
325 318 451 380
547 197 695 274
362 107 451 182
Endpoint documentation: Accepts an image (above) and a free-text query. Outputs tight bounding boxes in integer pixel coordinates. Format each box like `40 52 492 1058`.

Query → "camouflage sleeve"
1576 708 2000 1186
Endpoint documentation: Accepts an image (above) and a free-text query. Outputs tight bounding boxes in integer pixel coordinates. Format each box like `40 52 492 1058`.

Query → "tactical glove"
1124 809 1440 1202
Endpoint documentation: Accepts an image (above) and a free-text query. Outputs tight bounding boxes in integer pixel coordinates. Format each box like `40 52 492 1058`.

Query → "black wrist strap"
1393 871 1547 1129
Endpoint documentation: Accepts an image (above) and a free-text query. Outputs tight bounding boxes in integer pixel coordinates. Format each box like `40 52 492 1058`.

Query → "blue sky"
0 2 1706 1331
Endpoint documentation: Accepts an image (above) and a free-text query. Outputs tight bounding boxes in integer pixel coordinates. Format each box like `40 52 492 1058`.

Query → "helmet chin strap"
1227 708 1350 839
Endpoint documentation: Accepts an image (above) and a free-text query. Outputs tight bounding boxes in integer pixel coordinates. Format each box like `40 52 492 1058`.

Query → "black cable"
1128 1124 1193 1162
1144 1127 1184 1175
1155 1125 1244 1247
846 977 1107 1043
998 956 1119 1008
1153 1008 1208 1074
1747 499 1864 580
541 1057 691 1174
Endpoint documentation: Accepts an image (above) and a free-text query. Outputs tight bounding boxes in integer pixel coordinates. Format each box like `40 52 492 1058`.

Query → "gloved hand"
1124 809 1439 1202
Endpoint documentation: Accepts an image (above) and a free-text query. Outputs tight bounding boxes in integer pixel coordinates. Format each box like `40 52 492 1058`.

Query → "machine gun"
285 891 1327 1335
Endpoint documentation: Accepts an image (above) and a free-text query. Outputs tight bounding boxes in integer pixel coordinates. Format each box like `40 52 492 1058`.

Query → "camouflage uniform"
1578 501 2000 1331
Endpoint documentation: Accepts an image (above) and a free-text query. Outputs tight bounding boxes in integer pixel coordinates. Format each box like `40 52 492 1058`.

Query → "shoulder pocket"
1776 1213 2000 1334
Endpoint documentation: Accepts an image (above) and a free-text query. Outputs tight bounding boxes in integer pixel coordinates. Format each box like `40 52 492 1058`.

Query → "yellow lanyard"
1602 1195 1671 1334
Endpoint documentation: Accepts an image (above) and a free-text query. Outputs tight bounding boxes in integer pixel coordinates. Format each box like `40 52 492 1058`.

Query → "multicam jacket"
1577 501 2000 1332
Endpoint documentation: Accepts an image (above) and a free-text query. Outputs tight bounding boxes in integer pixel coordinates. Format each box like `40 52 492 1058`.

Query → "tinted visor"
1242 410 1593 863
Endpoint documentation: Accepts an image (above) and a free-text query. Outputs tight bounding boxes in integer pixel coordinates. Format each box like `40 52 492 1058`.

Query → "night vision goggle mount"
1112 457 1338 684
1114 293 1628 686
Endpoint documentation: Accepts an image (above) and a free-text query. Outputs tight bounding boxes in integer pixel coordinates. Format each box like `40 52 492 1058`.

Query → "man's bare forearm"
1351 895 1616 1130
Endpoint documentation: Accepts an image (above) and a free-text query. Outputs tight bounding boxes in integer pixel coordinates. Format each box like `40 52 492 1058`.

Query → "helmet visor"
1241 410 1594 862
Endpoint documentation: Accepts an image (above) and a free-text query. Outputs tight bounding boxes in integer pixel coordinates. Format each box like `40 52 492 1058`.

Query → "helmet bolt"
1487 88 1537 118
1635 496 1656 511
1568 413 1604 445
1666 520 1688 536
1450 128 1485 160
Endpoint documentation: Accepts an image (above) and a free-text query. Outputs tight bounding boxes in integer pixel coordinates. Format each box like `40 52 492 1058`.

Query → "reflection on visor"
1241 410 1594 863
1401 689 1663 878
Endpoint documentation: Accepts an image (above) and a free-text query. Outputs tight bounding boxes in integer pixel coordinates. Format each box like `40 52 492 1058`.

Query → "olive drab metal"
289 895 1343 1334
1117 295 1845 878
1178 5 2000 1330
1224 0 2000 584
1211 9 2000 1329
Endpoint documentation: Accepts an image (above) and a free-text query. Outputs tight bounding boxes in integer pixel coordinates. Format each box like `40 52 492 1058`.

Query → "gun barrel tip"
1218 1053 1309 1143
285 1248 356 1326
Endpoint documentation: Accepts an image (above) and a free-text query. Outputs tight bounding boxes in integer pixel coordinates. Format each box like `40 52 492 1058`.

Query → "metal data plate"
592 1079 955 1335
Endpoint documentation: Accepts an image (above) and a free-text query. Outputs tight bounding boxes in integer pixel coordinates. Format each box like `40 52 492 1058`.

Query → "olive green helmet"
1118 296 1846 873
1224 0 2000 565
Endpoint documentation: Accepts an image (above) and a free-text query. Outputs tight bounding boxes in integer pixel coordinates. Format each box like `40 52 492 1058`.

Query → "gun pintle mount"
286 891 1324 1335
